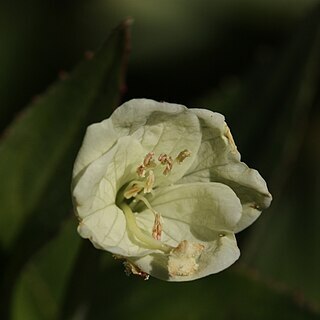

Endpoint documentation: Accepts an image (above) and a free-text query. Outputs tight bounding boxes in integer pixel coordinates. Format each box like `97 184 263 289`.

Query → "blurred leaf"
124 268 319 320
198 5 320 312
11 219 81 320
0 19 131 318
0 19 130 248
241 7 320 310
198 6 320 166
242 131 320 311
61 255 320 320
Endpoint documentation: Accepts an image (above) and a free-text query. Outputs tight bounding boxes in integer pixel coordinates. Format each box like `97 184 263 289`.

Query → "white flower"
72 99 272 281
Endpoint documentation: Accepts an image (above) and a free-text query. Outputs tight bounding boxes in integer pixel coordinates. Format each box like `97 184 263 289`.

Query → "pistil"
119 202 172 253
118 149 192 255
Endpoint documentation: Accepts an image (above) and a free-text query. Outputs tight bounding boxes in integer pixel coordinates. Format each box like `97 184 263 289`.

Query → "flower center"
116 150 191 253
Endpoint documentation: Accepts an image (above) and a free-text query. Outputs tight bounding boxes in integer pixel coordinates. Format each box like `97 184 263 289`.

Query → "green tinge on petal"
72 99 271 281
136 182 242 242
129 233 240 281
179 108 272 232
78 205 153 257
111 99 202 185
72 136 146 219
212 163 272 232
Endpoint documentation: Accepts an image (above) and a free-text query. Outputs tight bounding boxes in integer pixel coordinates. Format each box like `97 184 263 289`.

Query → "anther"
143 152 156 168
158 154 173 175
123 260 150 280
163 160 173 175
176 149 191 164
152 213 162 240
136 164 146 177
144 170 155 193
124 184 143 199
224 123 237 153
158 153 168 164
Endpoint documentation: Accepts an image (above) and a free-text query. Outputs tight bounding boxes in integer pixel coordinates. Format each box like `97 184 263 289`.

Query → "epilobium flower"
72 99 272 281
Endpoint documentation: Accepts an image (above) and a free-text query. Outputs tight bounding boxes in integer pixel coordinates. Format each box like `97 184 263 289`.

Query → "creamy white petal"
111 99 202 185
78 205 153 256
178 108 272 231
135 182 242 241
71 99 271 282
129 233 240 281
73 136 146 219
73 119 118 179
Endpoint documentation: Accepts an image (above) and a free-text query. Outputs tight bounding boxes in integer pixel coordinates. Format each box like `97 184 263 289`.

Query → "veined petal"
78 205 153 256
135 182 242 247
73 98 202 183
111 99 202 185
73 118 118 179
72 99 271 281
72 136 146 219
129 233 240 281
178 108 272 232
210 163 272 232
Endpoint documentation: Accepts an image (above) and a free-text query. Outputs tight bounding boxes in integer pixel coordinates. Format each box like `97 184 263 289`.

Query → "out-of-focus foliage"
0 19 130 319
11 219 80 320
1 1 320 319
199 6 320 309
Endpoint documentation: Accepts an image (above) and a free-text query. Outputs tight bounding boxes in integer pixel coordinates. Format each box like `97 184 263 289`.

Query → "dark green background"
1 1 320 319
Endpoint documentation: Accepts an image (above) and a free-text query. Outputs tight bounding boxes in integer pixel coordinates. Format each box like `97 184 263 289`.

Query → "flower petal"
135 182 242 243
110 99 202 184
72 136 146 219
130 182 242 280
178 108 272 232
78 205 153 256
129 232 240 281
73 118 118 179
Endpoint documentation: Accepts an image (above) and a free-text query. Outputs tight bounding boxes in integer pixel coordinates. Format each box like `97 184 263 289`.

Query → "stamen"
158 153 167 164
224 123 237 153
152 213 162 240
143 152 156 168
136 164 146 177
144 170 155 193
135 194 157 215
124 184 143 199
176 149 191 164
158 153 173 175
168 240 204 277
123 260 150 280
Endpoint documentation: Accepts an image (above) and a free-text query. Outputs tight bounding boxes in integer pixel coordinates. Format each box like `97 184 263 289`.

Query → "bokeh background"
1 1 320 319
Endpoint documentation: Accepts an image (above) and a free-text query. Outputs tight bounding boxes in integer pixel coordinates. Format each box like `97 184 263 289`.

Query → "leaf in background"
11 219 81 320
0 19 131 319
197 5 320 313
60 254 320 320
241 7 320 310
0 19 130 249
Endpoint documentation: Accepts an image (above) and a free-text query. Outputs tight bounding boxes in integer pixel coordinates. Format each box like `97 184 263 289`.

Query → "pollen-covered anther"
143 152 156 168
152 213 162 240
224 123 237 153
163 161 173 175
136 164 146 177
124 184 143 199
176 149 191 164
144 170 155 193
123 260 150 280
168 240 204 277
158 153 173 175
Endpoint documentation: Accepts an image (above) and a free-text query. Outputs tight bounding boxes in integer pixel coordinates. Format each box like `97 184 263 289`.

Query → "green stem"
135 194 157 215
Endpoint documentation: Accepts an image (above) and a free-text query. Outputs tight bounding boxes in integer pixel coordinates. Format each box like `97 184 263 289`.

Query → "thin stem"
135 194 157 216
